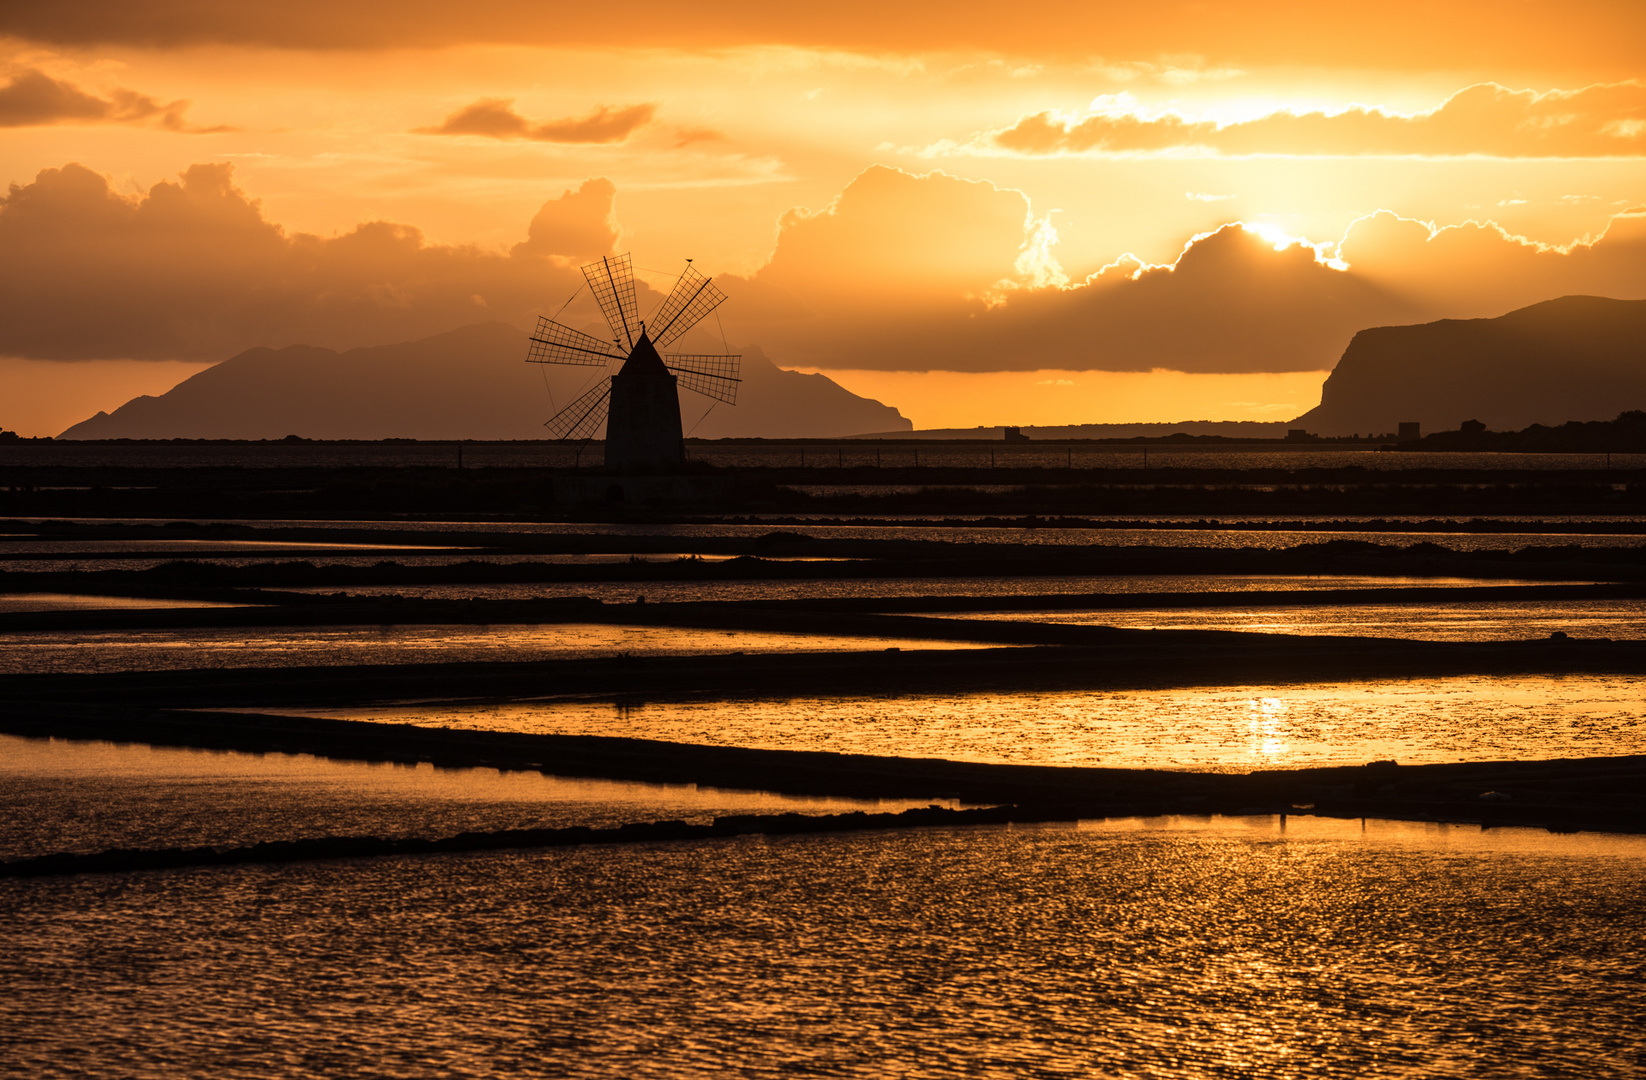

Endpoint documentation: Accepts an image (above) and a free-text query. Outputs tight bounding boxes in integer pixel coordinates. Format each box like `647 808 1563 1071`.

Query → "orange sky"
2 1 1643 434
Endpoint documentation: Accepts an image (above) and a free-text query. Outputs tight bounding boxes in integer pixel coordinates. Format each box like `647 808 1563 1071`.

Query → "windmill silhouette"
528 254 739 472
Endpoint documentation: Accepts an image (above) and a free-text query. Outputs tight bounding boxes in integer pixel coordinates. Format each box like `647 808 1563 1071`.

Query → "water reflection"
1079 813 1646 856
1246 696 1290 758
282 573 1565 606
301 673 1646 769
2 823 1641 1077
932 598 1646 641
0 623 1001 675
0 735 954 860
0 592 255 614
8 517 1646 555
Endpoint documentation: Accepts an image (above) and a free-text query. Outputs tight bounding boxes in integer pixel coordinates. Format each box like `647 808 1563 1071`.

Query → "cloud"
673 126 727 147
718 166 1400 372
1 0 1638 80
1336 209 1646 318
0 162 624 360
415 99 656 143
510 178 620 261
0 67 228 132
5 161 1643 384
964 82 1646 158
719 168 1646 375
732 220 1415 373
740 165 1052 307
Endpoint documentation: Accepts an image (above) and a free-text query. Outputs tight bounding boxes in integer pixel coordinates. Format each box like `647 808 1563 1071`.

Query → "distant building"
1397 421 1421 442
1285 429 1316 442
1459 419 1487 434
1003 426 1031 443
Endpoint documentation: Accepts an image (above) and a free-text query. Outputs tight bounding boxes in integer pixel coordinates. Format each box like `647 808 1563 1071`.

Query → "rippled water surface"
302 673 1646 769
7 518 1645 559
4 819 1642 1078
0 735 943 860
0 623 996 675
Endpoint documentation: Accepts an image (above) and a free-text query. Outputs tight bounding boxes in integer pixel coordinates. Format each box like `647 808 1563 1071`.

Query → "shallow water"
14 513 1646 530
0 539 463 555
0 622 995 675
282 573 1564 606
0 592 255 614
927 598 1646 642
3 819 1642 1078
7 518 1645 557
301 674 1646 770
0 735 949 860
3 552 861 573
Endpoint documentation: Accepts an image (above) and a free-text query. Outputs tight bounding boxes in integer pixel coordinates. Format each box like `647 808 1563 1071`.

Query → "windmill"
528 253 739 472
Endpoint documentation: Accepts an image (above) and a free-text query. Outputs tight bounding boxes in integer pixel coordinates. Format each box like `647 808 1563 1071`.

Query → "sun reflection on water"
296 673 1646 770
1245 695 1292 758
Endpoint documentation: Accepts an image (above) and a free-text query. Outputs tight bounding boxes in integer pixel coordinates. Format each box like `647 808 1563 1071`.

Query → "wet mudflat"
3 819 1643 1078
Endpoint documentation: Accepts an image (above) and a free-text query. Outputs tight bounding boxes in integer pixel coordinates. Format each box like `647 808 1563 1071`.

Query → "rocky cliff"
1292 296 1646 437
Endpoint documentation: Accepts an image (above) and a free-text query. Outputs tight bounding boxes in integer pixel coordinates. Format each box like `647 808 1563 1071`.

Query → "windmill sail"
665 353 741 404
527 252 740 463
582 254 640 349
527 317 625 367
543 381 612 441
650 264 727 349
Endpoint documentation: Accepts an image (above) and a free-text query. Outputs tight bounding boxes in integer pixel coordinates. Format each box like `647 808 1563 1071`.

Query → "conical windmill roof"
619 331 672 379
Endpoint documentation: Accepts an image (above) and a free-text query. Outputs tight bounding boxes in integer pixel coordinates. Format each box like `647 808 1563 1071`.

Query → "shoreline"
4 706 1643 852
12 795 1643 881
7 631 1646 703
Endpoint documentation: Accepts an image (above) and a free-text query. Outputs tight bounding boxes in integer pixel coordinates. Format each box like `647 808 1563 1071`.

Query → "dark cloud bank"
6 161 1646 437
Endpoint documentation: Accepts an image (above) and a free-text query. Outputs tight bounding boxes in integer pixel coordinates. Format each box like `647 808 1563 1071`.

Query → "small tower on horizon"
526 254 740 473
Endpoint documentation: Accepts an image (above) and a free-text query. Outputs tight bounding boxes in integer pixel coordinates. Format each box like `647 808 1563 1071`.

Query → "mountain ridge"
58 322 911 440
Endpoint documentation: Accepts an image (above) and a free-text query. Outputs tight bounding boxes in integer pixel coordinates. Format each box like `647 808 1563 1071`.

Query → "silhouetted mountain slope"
58 323 910 440
1293 296 1646 437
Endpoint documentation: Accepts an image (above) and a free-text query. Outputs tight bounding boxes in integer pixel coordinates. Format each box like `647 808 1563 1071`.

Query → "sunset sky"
2 1 1644 435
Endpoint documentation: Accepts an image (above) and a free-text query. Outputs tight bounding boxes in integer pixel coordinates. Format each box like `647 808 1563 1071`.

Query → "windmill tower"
528 254 739 472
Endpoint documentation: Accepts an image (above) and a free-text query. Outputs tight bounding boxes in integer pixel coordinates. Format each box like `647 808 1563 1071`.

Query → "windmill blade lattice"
650 264 728 349
582 254 640 349
665 354 741 405
527 316 625 367
543 381 612 441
